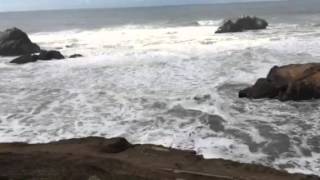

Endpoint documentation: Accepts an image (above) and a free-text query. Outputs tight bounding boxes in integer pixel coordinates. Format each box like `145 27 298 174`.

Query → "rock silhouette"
239 63 320 101
0 27 40 56
10 50 67 64
216 16 268 33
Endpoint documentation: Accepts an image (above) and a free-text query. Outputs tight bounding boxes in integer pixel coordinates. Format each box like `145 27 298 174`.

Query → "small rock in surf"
216 16 268 33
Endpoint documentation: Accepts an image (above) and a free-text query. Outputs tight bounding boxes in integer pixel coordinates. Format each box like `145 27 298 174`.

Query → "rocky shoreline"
0 27 83 64
0 137 318 180
1 19 320 179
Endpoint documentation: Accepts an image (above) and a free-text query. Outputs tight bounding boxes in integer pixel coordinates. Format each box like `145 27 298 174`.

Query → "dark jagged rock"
0 27 40 56
9 54 39 64
239 63 320 101
10 50 66 64
38 50 65 60
0 137 318 180
239 78 278 99
69 54 83 58
216 16 268 33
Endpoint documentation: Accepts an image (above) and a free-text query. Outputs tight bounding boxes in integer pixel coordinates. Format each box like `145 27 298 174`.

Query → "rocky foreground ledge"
0 137 318 180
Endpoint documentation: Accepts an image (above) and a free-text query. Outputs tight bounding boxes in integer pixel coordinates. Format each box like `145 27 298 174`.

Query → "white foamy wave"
1 22 320 176
196 20 222 26
27 22 320 60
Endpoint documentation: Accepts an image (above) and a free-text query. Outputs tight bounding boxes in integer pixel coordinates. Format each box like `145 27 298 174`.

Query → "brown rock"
0 137 318 180
239 63 320 101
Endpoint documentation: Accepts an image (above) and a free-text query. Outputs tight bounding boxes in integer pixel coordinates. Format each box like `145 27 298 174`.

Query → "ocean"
0 0 320 176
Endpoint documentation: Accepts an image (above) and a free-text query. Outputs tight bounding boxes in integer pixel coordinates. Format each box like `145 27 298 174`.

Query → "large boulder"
0 27 40 56
216 16 268 33
239 63 320 101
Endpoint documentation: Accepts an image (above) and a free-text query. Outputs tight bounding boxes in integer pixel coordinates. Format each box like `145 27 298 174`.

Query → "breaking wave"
195 20 222 26
1 21 320 176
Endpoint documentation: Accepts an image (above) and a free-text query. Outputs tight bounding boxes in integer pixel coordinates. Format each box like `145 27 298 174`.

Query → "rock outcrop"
9 50 86 64
0 137 318 180
0 27 40 56
239 63 320 101
38 50 65 60
9 54 38 64
69 54 83 58
10 50 66 64
216 16 268 33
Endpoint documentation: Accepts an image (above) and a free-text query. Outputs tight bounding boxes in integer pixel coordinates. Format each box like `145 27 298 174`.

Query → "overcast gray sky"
0 0 286 12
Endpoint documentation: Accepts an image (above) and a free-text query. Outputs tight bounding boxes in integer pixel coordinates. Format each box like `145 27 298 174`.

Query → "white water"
1 22 320 175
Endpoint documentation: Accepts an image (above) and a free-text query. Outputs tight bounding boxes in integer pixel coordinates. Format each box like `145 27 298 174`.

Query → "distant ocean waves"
1 16 320 176
178 19 222 27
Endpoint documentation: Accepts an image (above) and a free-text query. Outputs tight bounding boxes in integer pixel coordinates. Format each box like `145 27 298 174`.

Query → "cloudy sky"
0 0 284 12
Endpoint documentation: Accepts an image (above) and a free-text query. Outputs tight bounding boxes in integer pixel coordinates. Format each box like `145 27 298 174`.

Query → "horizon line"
0 0 286 13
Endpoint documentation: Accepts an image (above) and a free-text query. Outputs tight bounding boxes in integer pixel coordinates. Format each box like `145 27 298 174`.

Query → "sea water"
0 0 320 175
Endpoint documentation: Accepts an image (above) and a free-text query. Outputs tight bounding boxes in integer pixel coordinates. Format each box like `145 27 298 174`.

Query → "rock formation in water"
38 50 65 60
69 54 83 58
0 137 318 180
0 27 40 56
9 54 39 64
10 51 85 64
10 50 66 64
216 16 268 33
0 28 83 64
239 63 320 101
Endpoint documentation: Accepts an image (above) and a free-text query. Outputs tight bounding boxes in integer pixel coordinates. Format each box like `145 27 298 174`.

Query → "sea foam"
0 23 320 176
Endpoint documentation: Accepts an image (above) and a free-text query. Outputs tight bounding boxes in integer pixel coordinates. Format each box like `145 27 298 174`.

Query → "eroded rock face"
0 137 317 180
0 27 40 56
216 16 268 33
239 63 320 101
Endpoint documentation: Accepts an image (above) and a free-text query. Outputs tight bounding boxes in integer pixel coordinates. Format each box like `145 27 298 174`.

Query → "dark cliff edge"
0 137 318 180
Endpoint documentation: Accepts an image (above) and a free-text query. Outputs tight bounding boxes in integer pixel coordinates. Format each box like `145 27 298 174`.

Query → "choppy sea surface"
1 0 320 176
